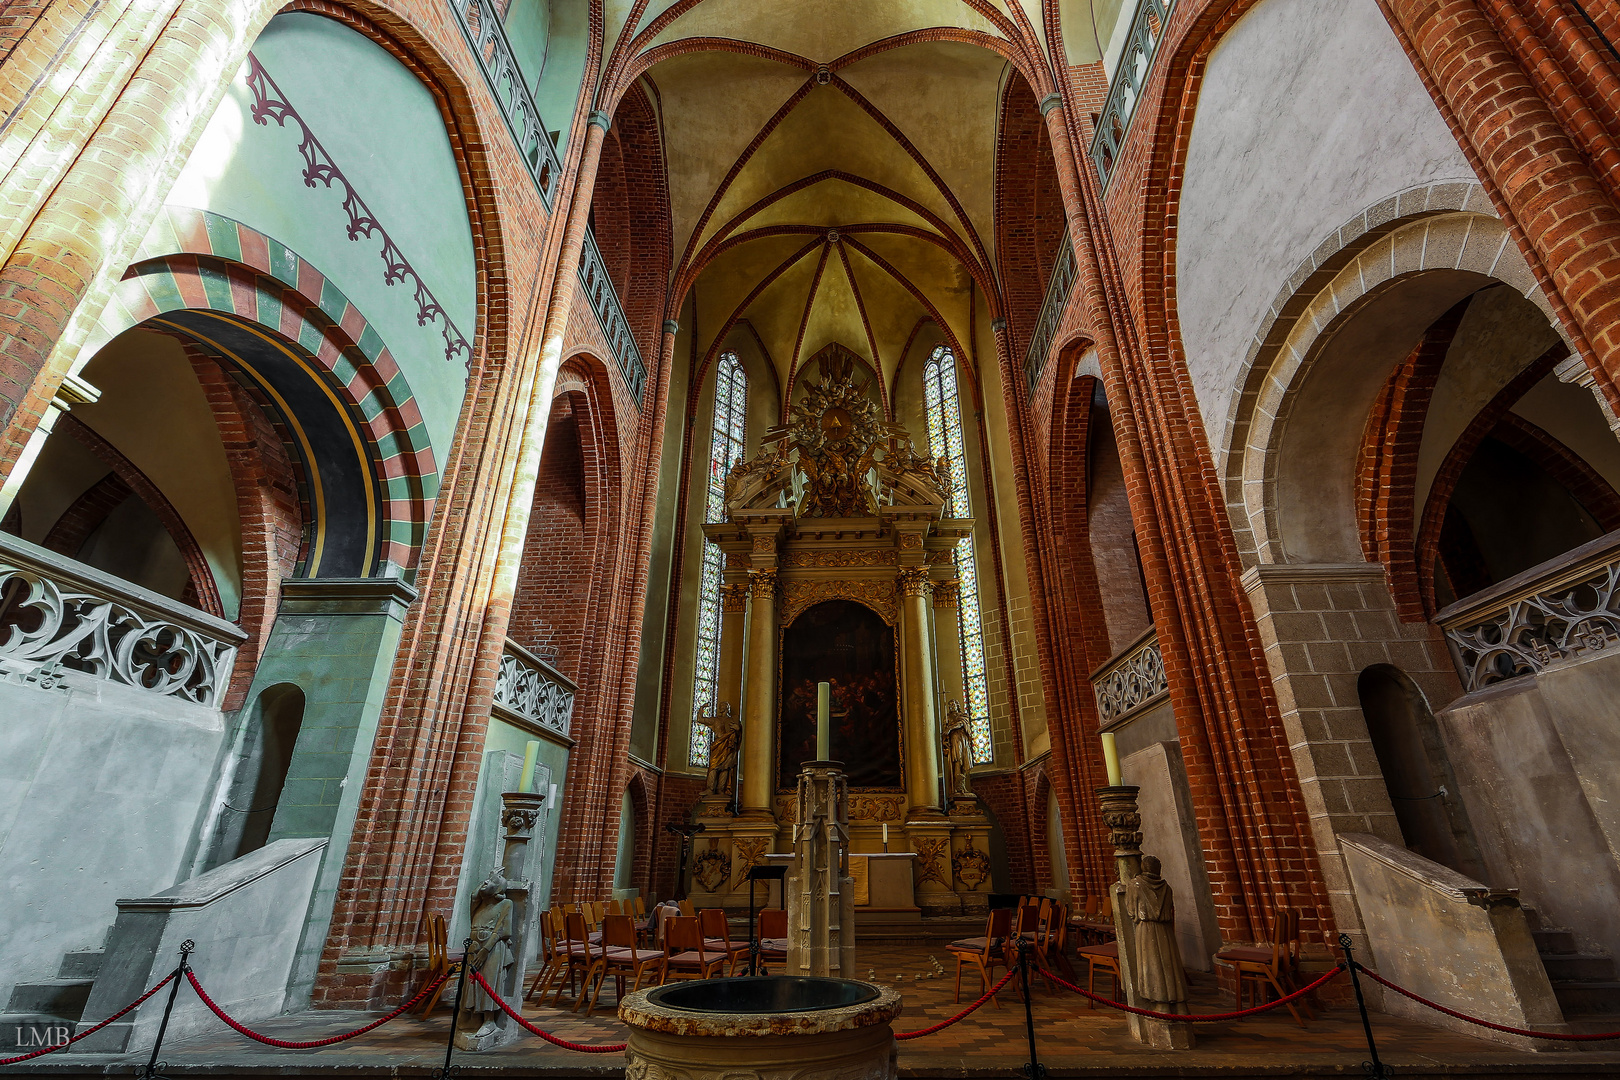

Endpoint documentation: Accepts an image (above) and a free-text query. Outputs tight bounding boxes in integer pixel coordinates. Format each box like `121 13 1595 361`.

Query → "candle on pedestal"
520 740 540 791
1100 731 1122 787
817 681 831 759
882 822 888 846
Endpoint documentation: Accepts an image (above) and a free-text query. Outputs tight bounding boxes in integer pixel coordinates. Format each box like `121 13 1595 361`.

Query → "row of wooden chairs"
527 907 789 1016
944 896 1074 1007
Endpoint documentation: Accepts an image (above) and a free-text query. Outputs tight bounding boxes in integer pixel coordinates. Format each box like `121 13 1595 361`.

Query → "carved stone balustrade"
492 638 578 741
0 533 245 707
1436 528 1620 694
1090 625 1169 726
1089 0 1177 190
1024 229 1075 391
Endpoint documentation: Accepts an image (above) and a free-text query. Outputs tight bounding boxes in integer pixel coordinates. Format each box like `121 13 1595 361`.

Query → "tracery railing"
1024 229 1076 391
447 0 646 407
1091 626 1168 725
1089 0 1176 191
447 0 562 207
0 534 244 708
579 228 648 406
1436 529 1620 694
493 638 577 739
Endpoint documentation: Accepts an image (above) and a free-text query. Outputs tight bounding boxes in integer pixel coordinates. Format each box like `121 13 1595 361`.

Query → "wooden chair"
554 911 606 1010
1074 940 1121 1007
525 908 566 1002
677 899 695 917
661 916 726 982
1041 901 1076 982
946 907 1015 1007
1214 908 1310 1026
419 913 462 1015
757 908 789 969
699 908 749 975
633 897 652 944
584 914 665 1016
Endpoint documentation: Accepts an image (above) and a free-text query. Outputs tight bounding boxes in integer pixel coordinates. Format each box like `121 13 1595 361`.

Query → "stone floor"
15 941 1620 1077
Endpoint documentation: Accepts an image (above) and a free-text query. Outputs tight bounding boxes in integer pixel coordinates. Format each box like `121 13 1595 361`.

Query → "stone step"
1553 980 1620 1016
0 1013 80 1052
1532 926 1578 955
56 949 105 981
1542 953 1617 982
4 979 92 1021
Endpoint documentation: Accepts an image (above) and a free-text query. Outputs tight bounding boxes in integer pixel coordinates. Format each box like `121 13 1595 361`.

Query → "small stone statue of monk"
1126 855 1189 1010
459 866 515 1039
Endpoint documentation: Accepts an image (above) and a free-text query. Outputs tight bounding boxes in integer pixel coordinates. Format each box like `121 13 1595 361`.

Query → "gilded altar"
690 347 992 916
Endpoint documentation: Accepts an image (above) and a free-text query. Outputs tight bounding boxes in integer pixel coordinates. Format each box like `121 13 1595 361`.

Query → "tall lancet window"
690 351 748 766
923 344 993 763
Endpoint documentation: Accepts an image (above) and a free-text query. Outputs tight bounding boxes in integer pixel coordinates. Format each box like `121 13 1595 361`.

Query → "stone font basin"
647 976 879 1014
621 976 901 1080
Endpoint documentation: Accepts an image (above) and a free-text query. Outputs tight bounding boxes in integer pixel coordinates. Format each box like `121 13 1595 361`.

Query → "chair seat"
1215 947 1278 964
666 950 721 966
1076 942 1119 958
703 937 747 952
947 937 1006 951
759 937 788 954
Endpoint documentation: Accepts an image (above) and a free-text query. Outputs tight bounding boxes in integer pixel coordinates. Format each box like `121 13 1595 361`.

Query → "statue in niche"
942 699 975 798
459 866 515 1038
695 702 740 801
1126 855 1189 1010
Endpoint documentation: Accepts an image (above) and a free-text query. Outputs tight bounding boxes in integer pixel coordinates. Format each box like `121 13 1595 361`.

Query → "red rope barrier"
473 972 626 1053
0 970 177 1066
185 970 447 1049
1034 963 1344 1021
1357 965 1620 1041
895 968 1019 1040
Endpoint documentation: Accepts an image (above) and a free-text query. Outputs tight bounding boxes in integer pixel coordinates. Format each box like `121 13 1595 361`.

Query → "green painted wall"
533 0 589 151
505 0 551 92
166 12 475 458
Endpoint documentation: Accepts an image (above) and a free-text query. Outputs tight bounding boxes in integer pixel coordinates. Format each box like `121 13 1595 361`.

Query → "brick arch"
528 352 629 903
994 71 1065 365
593 82 670 362
90 213 437 575
625 770 653 894
1224 193 1563 568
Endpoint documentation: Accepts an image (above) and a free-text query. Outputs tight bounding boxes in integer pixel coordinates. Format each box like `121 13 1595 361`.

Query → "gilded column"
931 578 965 714
740 568 778 817
717 580 749 714
897 567 941 817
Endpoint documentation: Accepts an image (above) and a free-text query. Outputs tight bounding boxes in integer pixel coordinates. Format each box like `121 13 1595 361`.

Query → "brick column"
1378 0 1620 400
1040 93 1334 947
0 0 275 476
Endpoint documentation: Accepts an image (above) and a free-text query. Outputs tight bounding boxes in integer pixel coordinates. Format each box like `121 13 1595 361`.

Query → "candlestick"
1101 731 1122 787
519 740 540 791
817 681 831 759
882 822 888 847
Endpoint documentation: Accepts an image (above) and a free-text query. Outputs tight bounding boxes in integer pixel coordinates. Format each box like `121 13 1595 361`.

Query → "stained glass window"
923 345 993 764
690 352 748 766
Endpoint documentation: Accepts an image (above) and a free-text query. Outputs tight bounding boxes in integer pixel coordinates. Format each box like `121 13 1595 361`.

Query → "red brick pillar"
315 112 613 1005
0 0 275 476
1378 0 1620 400
1038 95 1333 948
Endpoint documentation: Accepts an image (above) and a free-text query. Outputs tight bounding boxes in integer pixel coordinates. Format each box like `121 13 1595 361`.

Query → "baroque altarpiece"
691 349 993 918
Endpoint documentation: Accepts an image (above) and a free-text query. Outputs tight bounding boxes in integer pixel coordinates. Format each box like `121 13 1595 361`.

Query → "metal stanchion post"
136 939 193 1080
432 938 472 1080
1018 938 1045 1080
1340 933 1393 1078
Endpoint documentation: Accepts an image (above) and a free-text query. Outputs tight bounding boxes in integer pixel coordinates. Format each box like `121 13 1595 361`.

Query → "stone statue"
1126 855 1189 1009
695 702 740 800
942 699 974 798
459 866 515 1038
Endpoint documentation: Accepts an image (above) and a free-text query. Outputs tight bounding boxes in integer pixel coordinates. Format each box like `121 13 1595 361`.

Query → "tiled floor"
23 942 1620 1077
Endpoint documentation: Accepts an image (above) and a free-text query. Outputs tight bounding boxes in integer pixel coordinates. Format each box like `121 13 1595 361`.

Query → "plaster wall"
1176 0 1476 449
1438 658 1620 960
0 674 225 1004
165 12 475 456
1511 376 1620 494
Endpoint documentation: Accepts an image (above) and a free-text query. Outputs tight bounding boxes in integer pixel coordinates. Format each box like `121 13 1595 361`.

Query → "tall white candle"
519 740 540 791
1100 731 1122 787
882 822 888 845
817 682 831 759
